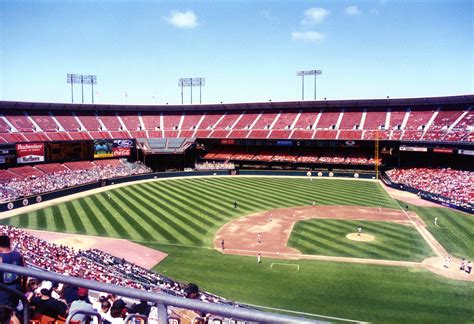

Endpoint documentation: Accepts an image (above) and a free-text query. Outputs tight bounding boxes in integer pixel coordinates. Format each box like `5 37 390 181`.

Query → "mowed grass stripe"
288 219 433 261
248 178 393 207
178 180 276 213
294 223 398 259
66 201 87 234
403 202 474 260
88 195 123 238
112 188 172 242
105 189 157 241
126 185 203 243
193 178 301 209
78 197 107 236
1 178 402 249
149 182 220 227
149 182 233 223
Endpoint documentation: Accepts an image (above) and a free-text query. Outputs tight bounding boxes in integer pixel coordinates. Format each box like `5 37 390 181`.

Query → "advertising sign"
93 140 113 158
16 143 45 163
458 149 474 156
94 139 134 158
399 146 428 152
433 148 453 154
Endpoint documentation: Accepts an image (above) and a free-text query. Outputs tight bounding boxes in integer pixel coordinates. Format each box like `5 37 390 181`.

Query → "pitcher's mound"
346 233 375 242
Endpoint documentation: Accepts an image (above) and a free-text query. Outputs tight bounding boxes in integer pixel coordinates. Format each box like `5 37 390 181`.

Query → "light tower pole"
297 70 322 100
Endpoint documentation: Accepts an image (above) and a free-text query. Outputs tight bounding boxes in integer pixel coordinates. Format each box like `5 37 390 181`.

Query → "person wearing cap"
0 235 26 308
69 288 95 323
30 288 68 319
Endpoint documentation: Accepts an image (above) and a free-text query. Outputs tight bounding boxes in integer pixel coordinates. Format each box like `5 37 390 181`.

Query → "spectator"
69 288 95 322
30 288 68 319
0 235 26 308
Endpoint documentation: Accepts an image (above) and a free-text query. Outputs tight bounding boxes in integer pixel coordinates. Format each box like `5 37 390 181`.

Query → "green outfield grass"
149 243 474 323
1 177 472 322
402 202 474 260
288 219 434 261
0 177 399 247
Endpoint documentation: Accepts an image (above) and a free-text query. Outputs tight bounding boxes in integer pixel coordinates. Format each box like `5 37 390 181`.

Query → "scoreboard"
46 141 94 162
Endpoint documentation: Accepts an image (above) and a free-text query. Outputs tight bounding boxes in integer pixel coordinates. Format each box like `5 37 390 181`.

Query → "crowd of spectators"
0 225 240 323
386 168 473 209
194 161 235 171
0 161 152 203
202 148 376 165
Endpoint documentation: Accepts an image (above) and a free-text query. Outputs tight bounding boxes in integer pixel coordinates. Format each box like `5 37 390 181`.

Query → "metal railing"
0 264 324 323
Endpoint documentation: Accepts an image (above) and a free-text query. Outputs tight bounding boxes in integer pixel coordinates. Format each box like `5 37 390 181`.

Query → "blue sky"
0 0 472 105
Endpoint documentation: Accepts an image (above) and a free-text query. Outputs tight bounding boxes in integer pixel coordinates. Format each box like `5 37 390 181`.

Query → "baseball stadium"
0 1 473 324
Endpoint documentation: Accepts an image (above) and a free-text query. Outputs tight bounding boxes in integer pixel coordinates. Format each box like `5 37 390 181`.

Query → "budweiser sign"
16 142 45 164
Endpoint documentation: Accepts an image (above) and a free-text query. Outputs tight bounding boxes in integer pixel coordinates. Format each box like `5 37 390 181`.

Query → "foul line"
240 302 369 323
382 186 445 258
271 262 300 270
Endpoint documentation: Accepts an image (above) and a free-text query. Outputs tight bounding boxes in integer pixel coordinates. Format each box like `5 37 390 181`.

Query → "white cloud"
166 10 198 29
291 31 326 42
301 7 330 25
345 5 361 16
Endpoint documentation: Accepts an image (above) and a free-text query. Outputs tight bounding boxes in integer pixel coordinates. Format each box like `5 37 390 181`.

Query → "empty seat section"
429 110 463 131
291 130 313 139
89 131 111 139
68 132 92 140
247 130 269 138
338 110 362 129
227 130 249 138
110 131 131 138
29 112 58 131
118 112 141 130
98 112 122 131
268 129 292 139
316 111 340 129
251 111 278 129
0 118 10 132
76 112 101 131
94 159 123 167
272 112 298 130
363 111 387 130
181 113 203 130
405 109 435 130
163 113 182 130
232 112 260 130
141 113 161 130
211 129 231 138
0 133 27 143
129 130 147 138
338 130 362 140
45 132 71 141
64 161 94 170
34 163 68 174
199 113 225 130
214 113 240 130
293 111 318 130
53 112 81 131
314 130 338 139
0 170 22 181
11 166 44 178
4 113 34 132
388 109 406 130
193 130 212 138
23 133 50 142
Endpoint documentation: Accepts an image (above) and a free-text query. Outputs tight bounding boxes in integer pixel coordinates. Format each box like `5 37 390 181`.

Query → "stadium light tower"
297 70 322 100
179 77 205 104
67 74 97 103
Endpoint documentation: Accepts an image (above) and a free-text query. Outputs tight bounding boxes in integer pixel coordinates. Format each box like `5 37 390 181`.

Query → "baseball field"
1 176 473 322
